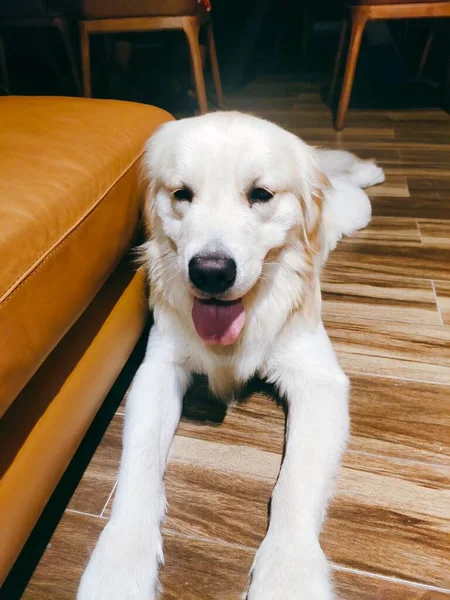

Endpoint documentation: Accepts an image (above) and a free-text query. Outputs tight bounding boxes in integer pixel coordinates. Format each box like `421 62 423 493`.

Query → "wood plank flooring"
23 83 450 598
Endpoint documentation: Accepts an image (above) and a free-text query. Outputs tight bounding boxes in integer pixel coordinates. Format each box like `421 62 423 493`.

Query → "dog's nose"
189 254 237 295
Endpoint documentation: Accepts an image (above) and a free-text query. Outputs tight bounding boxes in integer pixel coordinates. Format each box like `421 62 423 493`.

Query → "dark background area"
1 0 449 116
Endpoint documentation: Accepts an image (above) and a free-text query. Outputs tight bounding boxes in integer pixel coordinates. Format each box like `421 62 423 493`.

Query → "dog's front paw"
247 530 334 600
77 520 162 600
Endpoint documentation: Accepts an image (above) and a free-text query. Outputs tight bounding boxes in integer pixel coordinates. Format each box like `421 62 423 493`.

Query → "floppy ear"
298 170 329 258
140 120 179 235
288 136 327 259
298 173 328 326
291 140 330 325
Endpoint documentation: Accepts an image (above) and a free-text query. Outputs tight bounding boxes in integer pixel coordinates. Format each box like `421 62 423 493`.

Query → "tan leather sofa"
0 96 173 585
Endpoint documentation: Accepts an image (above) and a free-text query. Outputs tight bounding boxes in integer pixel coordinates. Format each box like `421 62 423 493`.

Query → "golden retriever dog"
78 111 384 600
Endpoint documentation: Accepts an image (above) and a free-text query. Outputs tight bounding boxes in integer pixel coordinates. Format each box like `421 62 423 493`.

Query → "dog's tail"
322 179 372 255
316 148 385 189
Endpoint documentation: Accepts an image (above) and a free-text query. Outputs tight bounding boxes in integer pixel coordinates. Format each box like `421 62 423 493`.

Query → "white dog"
78 112 384 600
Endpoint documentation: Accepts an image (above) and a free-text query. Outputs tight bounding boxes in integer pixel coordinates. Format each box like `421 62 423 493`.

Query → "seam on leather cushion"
0 152 144 307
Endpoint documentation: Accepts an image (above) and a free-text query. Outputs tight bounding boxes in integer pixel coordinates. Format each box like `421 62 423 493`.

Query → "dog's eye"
173 187 193 202
249 187 273 204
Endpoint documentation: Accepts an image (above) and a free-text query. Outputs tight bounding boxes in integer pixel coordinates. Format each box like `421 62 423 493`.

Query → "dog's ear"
289 137 327 260
298 170 329 259
141 120 178 233
299 174 328 326
291 140 331 325
143 119 177 180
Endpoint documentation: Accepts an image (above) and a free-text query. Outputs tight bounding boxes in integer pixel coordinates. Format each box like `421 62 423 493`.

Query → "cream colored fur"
78 112 384 600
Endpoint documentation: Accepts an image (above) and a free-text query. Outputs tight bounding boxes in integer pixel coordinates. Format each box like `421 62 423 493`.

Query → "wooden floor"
24 82 450 599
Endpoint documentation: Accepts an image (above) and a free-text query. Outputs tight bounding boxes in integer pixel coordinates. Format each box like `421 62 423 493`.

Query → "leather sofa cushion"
0 262 148 584
0 96 172 415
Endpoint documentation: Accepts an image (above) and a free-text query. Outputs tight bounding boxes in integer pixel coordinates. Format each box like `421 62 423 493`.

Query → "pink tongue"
192 299 245 345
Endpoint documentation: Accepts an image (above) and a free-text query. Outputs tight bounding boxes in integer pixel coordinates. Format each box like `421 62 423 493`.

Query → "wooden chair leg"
0 34 10 92
328 18 348 105
55 17 82 94
79 21 92 98
183 17 208 113
206 21 224 109
335 8 367 130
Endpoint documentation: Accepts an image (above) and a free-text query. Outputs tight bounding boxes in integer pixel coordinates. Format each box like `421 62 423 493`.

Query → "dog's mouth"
192 297 245 346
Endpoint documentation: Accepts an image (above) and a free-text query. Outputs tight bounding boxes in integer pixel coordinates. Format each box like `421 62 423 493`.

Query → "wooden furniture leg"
335 7 368 130
79 21 92 98
206 21 224 108
328 18 348 104
55 17 82 94
183 17 208 113
0 34 10 92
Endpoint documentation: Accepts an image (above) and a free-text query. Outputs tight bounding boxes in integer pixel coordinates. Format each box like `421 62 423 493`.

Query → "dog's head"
143 112 328 346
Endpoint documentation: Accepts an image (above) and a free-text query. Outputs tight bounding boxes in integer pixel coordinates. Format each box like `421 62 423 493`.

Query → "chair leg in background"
328 18 348 105
335 8 367 130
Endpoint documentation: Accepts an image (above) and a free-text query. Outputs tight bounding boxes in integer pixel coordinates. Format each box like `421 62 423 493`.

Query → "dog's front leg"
248 320 349 600
78 325 190 600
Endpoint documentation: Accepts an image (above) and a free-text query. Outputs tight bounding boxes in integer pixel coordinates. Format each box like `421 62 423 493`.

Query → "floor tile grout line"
66 508 108 520
345 369 450 387
332 564 450 594
342 353 449 373
162 527 450 594
431 280 445 326
100 481 118 518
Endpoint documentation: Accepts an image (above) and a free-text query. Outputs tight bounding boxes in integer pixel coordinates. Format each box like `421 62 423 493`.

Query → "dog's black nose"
189 254 237 295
